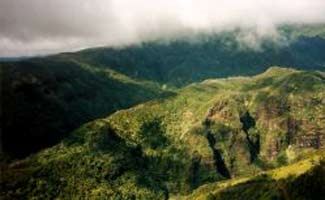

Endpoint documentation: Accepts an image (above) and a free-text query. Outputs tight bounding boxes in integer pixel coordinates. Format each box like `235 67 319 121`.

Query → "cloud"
1 0 325 56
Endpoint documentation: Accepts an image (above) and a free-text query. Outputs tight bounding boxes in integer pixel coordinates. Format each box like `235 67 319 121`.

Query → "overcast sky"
1 0 325 57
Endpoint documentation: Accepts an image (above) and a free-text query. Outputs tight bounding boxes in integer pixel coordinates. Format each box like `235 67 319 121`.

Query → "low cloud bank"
1 0 325 56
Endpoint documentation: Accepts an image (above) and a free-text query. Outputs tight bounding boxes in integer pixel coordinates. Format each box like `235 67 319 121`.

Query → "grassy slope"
1 67 324 199
176 152 325 200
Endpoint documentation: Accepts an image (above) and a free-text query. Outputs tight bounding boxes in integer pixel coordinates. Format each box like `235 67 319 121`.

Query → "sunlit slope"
1 67 324 199
176 152 325 200
2 24 325 159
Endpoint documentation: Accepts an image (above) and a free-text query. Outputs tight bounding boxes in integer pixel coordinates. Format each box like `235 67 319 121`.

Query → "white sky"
1 0 325 57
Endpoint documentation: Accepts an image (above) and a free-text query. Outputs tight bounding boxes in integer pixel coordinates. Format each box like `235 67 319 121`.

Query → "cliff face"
197 68 325 179
202 93 324 177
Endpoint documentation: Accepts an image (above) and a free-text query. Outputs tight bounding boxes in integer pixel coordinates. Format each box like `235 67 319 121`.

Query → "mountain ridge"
3 28 325 159
1 67 324 199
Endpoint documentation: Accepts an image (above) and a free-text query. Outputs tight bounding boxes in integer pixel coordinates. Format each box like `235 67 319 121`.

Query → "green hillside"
75 31 325 86
177 153 325 200
1 58 174 158
1 24 325 159
1 67 324 199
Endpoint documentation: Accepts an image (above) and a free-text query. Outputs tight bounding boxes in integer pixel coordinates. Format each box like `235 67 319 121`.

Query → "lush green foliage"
1 67 324 199
1 58 174 158
1 25 325 159
77 32 325 86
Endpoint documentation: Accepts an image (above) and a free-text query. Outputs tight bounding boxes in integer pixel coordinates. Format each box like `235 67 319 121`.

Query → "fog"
1 0 325 56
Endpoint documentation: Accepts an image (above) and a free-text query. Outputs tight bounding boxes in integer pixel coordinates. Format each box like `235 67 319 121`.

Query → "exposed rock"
294 134 325 149
268 139 282 160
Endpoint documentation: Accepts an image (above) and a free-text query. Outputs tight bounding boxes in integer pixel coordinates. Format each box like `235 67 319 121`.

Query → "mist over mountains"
1 25 325 159
1 1 325 199
1 0 325 56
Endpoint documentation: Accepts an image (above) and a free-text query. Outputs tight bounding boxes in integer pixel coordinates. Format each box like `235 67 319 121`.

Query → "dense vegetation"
1 67 324 199
1 24 325 159
1 58 173 158
76 31 325 86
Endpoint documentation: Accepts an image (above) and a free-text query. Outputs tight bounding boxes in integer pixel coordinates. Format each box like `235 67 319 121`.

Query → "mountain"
1 67 324 199
74 28 325 86
1 24 325 159
0 57 174 158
